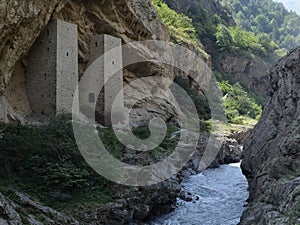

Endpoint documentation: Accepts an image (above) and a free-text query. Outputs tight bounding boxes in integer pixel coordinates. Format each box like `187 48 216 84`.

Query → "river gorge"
151 163 248 225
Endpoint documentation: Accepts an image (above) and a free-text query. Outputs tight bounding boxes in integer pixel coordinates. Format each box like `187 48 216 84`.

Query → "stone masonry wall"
26 19 78 116
80 34 124 125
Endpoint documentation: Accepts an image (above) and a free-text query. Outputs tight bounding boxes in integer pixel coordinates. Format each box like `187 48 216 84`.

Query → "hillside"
160 0 300 113
222 0 300 54
153 0 264 125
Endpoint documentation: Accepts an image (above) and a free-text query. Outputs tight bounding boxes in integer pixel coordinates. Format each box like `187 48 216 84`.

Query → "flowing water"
151 163 248 225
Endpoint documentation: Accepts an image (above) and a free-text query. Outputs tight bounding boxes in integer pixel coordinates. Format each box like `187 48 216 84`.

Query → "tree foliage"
215 24 233 51
221 0 300 52
218 80 262 123
160 0 283 60
215 24 279 58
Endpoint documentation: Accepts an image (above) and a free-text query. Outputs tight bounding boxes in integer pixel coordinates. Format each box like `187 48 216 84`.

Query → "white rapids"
151 163 249 225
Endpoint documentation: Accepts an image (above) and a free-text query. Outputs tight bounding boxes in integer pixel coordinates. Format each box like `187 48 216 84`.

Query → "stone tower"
80 34 124 125
26 19 78 116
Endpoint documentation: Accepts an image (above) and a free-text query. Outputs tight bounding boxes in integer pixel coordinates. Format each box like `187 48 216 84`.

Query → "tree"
221 0 300 53
215 24 233 51
254 14 269 32
152 0 208 57
258 33 278 52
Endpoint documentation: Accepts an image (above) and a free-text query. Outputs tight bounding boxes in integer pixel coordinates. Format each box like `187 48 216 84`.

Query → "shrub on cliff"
152 0 209 59
218 80 262 123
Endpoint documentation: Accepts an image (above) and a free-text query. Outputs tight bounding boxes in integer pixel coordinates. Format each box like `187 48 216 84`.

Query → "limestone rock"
0 191 79 225
240 47 300 224
0 0 210 125
0 192 22 225
0 0 68 94
1 0 172 122
180 130 245 174
217 54 270 97
73 179 181 224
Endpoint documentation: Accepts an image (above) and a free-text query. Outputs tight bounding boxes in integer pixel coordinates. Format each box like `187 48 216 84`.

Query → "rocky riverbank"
70 128 247 225
240 47 300 224
0 119 248 225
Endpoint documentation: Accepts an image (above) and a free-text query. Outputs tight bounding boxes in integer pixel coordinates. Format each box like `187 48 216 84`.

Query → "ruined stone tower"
26 19 78 116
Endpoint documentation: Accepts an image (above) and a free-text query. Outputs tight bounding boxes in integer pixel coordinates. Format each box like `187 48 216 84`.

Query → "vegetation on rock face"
216 24 279 59
217 79 262 124
0 115 182 213
161 0 283 61
185 1 223 52
152 0 209 59
0 115 114 210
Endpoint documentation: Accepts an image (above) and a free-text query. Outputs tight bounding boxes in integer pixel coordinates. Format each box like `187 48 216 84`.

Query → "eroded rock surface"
240 47 300 225
0 191 78 225
217 54 270 97
0 0 210 125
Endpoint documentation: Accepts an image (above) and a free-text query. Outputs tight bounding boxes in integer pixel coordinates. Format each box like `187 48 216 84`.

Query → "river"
151 163 248 225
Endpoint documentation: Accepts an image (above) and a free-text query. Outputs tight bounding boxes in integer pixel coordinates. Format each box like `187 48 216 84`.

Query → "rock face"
75 180 181 225
0 191 78 225
0 0 210 125
0 0 68 122
0 0 170 122
196 135 244 170
240 47 300 225
0 0 68 94
215 54 270 97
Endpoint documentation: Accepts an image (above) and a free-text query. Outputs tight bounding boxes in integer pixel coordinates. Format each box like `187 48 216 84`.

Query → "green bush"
218 80 262 123
0 115 185 208
215 24 279 58
0 115 113 206
215 24 234 52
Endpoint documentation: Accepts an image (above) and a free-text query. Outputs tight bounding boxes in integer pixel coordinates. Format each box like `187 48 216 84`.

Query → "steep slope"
241 47 300 224
162 0 271 102
222 0 300 52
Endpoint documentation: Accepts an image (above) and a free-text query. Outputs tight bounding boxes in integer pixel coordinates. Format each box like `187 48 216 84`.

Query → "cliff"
1 0 199 124
163 0 271 100
241 47 300 224
0 1 213 224
214 53 270 97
